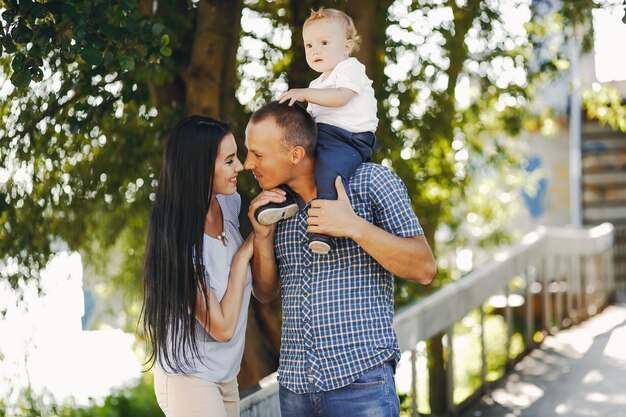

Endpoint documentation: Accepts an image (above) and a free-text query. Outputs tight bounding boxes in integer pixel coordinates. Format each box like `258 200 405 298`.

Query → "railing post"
505 285 512 367
410 348 418 417
542 256 552 334
597 252 607 308
581 255 589 319
570 254 581 325
525 268 534 350
555 255 564 330
480 307 486 388
607 245 616 301
445 327 456 416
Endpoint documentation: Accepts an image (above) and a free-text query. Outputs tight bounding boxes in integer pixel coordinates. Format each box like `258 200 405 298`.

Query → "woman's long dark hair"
141 115 231 371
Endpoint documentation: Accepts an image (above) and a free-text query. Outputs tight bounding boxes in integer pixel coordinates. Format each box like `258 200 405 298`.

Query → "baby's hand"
278 88 309 106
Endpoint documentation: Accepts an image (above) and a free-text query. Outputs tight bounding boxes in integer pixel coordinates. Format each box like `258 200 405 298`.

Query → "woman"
142 115 253 417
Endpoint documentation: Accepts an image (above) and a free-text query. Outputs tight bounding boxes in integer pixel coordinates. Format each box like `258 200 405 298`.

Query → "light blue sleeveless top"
158 192 252 383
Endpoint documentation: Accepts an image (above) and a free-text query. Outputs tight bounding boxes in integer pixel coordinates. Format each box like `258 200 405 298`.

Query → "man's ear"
290 146 306 164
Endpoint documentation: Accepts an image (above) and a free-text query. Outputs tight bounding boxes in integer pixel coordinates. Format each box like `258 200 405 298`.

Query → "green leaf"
30 3 46 19
2 10 15 23
75 26 86 42
129 44 148 59
121 0 136 12
18 0 34 12
10 53 27 72
119 55 135 71
1 38 16 54
126 19 140 34
159 46 172 57
28 44 43 58
161 34 170 46
81 47 104 66
10 68 31 88
152 23 165 36
10 24 34 44
30 66 44 83
60 3 78 17
101 23 119 38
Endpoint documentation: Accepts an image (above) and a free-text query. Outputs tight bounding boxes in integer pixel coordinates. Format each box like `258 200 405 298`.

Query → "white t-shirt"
159 192 252 383
307 57 378 133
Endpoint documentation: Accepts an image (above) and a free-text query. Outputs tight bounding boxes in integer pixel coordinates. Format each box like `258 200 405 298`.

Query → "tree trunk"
346 0 389 79
286 0 319 88
183 0 243 119
238 300 281 387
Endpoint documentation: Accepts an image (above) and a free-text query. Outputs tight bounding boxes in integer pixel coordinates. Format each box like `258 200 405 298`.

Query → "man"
244 101 436 417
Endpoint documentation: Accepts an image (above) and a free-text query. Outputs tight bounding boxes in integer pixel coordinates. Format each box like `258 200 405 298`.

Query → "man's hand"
278 88 310 106
307 176 363 238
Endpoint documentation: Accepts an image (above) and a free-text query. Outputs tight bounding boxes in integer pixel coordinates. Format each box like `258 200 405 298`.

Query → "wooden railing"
241 223 615 416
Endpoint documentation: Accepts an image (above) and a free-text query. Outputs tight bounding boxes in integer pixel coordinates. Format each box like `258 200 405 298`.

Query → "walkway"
460 299 626 417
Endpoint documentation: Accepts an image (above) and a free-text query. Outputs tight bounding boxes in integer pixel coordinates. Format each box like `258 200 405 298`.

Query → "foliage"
0 375 162 417
0 0 177 295
583 84 626 132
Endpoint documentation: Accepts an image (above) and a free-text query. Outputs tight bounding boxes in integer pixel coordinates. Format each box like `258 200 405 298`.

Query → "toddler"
255 7 378 255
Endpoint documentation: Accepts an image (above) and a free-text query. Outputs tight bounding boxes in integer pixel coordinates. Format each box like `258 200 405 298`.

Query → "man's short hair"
249 101 317 157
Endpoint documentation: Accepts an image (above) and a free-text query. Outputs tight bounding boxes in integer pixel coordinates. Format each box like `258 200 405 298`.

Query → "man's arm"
247 189 284 303
307 177 436 284
278 87 356 107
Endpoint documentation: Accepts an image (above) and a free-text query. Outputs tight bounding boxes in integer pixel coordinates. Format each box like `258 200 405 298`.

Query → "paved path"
460 302 626 417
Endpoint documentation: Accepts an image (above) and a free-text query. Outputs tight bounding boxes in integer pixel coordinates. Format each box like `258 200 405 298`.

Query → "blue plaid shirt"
274 163 424 393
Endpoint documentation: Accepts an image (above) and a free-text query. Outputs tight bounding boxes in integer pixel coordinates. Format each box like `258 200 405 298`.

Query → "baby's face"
303 18 353 74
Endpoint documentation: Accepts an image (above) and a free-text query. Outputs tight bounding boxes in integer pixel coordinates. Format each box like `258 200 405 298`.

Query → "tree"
0 0 618 400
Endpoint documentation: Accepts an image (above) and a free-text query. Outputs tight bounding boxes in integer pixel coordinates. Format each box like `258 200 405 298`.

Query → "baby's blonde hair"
303 7 362 54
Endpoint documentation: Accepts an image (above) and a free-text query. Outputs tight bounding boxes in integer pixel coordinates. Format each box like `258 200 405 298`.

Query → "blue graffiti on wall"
521 156 548 219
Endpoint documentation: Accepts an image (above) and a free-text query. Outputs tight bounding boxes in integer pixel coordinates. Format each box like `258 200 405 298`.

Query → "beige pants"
154 369 239 417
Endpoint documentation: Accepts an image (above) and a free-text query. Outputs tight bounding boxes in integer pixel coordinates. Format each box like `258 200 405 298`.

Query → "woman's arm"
247 189 284 304
195 233 254 342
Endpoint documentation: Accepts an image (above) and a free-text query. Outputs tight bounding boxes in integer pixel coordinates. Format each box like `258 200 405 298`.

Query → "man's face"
244 118 294 190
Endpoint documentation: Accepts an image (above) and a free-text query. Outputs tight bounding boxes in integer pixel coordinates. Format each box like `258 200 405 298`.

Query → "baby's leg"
314 124 368 201
309 124 372 255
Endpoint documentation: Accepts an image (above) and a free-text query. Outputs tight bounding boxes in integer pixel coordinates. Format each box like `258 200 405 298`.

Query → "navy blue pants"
314 123 377 201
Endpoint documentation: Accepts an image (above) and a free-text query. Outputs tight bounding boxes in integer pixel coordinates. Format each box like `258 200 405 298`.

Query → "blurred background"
1 0 625 416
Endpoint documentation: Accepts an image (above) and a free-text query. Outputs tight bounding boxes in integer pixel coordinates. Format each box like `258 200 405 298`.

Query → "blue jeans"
315 123 377 201
279 362 400 417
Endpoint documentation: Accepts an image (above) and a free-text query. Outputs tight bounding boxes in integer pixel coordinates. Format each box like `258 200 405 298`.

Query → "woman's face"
212 133 243 196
